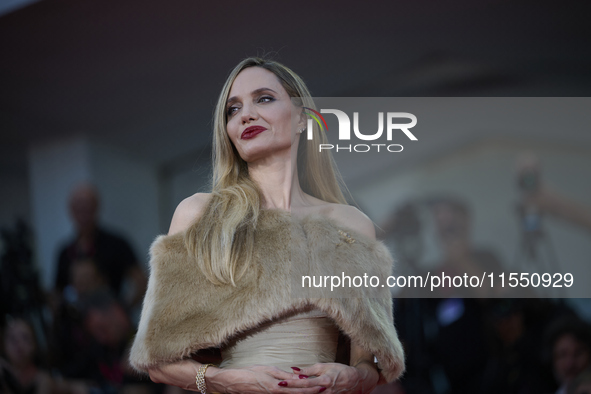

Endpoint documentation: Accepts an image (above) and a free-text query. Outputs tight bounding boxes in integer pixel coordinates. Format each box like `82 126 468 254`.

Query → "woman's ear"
298 108 307 130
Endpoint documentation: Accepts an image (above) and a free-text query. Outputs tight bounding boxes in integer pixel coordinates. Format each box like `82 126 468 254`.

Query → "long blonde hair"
185 57 351 286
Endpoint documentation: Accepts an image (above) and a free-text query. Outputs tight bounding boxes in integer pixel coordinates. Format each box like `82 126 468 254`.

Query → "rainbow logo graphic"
303 107 328 132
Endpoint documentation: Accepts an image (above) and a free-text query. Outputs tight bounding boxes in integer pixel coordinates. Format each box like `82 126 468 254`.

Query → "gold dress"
219 308 340 372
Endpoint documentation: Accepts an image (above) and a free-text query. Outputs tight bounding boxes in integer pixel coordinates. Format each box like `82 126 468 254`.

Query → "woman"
0 317 56 394
129 57 405 393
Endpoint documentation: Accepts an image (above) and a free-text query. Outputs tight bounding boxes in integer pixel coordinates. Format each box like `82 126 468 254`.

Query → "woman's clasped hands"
205 364 324 394
207 362 379 394
148 358 379 393
289 362 380 394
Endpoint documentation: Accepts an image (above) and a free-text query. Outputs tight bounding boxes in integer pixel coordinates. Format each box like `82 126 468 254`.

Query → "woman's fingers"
220 368 326 394
248 365 302 381
274 377 329 391
292 364 331 379
278 386 327 394
258 366 329 389
243 365 330 390
290 374 333 388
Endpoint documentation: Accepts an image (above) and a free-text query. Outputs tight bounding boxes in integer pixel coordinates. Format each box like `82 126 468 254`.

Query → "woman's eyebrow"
227 88 278 106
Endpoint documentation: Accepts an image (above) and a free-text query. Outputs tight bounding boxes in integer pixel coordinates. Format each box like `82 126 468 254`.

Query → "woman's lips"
241 126 266 139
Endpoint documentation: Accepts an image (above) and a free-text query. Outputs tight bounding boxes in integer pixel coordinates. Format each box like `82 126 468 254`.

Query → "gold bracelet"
196 363 215 394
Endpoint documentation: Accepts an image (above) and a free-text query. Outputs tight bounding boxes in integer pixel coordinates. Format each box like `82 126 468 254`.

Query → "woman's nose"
241 103 258 123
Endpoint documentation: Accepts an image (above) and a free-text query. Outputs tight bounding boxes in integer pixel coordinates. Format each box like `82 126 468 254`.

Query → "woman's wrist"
203 366 222 393
353 360 380 387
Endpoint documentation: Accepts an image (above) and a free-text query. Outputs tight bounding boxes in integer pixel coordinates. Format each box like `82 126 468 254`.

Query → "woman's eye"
227 106 238 116
259 96 274 103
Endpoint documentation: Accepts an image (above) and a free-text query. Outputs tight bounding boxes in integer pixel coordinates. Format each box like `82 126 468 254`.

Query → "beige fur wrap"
129 208 405 383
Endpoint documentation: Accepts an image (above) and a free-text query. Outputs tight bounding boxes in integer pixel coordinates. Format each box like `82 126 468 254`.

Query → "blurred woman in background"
1 317 56 394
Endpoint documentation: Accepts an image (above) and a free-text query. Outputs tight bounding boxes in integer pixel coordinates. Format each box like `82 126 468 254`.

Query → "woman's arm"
148 359 327 393
148 359 201 391
350 343 381 391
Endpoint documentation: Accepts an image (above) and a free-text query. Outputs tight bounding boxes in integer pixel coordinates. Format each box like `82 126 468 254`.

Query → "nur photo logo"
303 106 417 153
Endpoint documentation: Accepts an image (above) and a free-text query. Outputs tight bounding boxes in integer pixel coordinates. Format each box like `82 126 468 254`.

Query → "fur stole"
129 208 405 382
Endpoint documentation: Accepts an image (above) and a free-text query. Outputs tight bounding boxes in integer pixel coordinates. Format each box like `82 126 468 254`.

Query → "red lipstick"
241 126 266 139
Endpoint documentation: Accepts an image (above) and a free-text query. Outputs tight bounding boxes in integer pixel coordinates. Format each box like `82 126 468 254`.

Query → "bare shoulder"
168 192 212 236
324 203 376 241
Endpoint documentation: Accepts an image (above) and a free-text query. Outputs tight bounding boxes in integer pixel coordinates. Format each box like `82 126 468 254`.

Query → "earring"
298 128 305 134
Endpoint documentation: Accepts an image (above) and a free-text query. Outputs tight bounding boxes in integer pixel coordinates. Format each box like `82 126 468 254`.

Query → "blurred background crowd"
2 168 591 394
2 0 591 393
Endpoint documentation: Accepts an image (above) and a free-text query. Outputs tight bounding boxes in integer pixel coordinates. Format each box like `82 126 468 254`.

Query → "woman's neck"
248 154 310 211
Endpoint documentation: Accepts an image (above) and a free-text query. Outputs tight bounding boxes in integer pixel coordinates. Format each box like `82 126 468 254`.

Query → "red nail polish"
319 388 326 393
278 381 288 387
299 374 308 379
291 366 301 371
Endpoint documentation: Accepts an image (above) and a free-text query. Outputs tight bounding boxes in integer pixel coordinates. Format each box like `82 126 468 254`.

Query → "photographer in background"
516 153 591 234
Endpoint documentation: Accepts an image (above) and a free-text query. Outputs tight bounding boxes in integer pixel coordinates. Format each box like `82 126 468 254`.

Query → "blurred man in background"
53 182 146 310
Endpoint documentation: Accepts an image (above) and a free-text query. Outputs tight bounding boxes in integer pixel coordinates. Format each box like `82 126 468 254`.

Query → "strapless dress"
218 308 340 372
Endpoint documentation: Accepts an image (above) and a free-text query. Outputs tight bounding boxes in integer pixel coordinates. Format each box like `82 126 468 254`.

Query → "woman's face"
225 67 304 163
4 320 36 365
553 333 590 383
